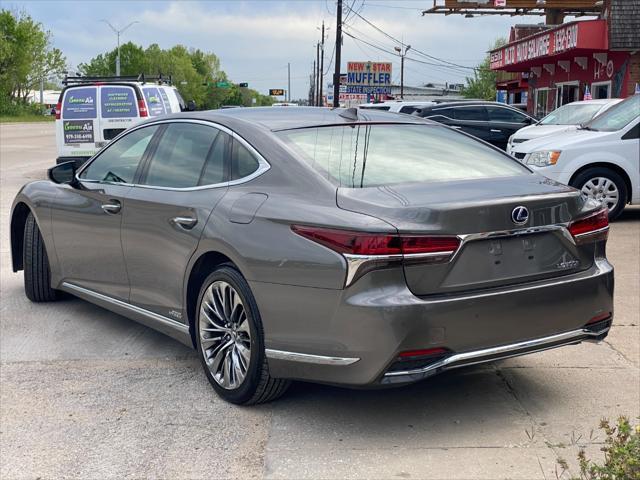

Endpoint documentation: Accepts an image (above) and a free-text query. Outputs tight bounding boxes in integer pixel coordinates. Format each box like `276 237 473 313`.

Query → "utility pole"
394 44 411 99
319 21 326 107
316 42 321 106
287 63 291 102
312 59 316 106
333 0 342 108
101 20 139 76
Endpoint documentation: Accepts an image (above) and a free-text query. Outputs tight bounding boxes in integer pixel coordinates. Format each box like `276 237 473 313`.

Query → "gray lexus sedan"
10 107 613 404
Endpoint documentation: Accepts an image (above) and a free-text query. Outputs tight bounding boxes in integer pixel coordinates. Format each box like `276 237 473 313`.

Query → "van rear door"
59 86 99 160
98 85 140 142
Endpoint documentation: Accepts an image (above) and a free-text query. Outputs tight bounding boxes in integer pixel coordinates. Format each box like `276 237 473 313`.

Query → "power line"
344 6 482 72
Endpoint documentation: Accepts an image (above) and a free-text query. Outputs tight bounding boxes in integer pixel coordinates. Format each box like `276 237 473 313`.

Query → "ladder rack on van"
62 74 173 86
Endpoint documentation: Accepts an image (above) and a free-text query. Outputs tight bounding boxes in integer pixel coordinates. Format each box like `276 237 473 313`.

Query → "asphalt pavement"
1 122 638 479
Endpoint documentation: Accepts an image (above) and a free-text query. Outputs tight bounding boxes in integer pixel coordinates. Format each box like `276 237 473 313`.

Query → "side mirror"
187 100 197 111
48 161 77 185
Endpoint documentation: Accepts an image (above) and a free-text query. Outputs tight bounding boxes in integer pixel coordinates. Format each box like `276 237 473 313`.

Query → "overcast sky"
11 0 544 98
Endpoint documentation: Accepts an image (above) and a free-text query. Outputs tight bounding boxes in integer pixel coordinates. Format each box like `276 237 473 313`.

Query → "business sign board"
63 120 94 144
269 89 285 96
346 61 392 94
490 20 607 70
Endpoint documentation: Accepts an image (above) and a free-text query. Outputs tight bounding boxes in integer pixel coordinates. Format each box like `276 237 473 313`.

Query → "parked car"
11 107 613 404
414 101 537 150
55 75 190 166
510 95 639 220
358 100 437 115
506 99 622 154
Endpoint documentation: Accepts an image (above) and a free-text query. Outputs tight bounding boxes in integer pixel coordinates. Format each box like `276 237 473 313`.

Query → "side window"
453 106 488 121
142 123 218 188
100 86 137 118
428 107 455 119
79 125 158 183
487 106 528 123
142 87 166 117
622 123 640 140
399 106 418 114
231 139 259 181
200 130 230 185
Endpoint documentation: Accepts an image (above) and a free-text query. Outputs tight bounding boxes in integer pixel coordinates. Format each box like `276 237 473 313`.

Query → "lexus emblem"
511 206 529 225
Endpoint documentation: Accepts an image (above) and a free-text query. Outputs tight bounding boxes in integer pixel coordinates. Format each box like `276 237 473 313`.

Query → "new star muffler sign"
63 120 94 144
346 62 392 94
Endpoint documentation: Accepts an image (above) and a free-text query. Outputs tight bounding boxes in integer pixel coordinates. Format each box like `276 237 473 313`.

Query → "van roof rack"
62 74 173 86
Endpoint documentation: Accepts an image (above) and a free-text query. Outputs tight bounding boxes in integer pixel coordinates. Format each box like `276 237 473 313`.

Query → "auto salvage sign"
346 61 392 94
63 120 94 144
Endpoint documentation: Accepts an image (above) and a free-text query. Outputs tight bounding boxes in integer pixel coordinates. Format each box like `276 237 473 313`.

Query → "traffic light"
238 83 249 88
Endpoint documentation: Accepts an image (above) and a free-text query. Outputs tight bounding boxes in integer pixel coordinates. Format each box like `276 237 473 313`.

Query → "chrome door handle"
171 216 198 229
101 201 121 214
491 129 502 133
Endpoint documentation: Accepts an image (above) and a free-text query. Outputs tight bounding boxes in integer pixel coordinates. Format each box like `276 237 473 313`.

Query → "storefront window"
557 83 579 108
591 82 611 100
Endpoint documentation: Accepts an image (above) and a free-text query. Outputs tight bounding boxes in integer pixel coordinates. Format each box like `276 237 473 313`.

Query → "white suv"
511 95 639 220
506 99 622 154
55 76 190 165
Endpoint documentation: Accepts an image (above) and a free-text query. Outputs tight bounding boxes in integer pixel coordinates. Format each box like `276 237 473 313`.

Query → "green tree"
463 38 506 101
0 9 66 104
78 42 146 77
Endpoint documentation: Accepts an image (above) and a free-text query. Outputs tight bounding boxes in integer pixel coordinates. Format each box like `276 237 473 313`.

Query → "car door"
448 105 492 143
485 105 533 150
51 124 160 300
121 120 230 321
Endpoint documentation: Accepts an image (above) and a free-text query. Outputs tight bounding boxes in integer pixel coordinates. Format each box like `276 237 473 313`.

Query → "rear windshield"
277 124 529 188
586 95 639 132
62 87 97 119
100 86 137 118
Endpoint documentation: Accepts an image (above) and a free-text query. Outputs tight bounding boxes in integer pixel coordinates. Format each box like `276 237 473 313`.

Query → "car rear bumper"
380 317 611 385
254 257 614 387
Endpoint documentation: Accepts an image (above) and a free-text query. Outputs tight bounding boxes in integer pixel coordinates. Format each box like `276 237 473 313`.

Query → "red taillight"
401 236 460 255
138 99 148 117
55 102 61 120
291 225 460 257
568 209 609 242
398 347 450 359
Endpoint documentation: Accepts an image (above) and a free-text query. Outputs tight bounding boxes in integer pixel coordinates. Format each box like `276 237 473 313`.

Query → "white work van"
55 75 189 165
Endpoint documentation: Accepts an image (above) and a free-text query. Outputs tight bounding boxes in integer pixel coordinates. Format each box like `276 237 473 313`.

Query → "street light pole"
333 0 343 108
101 20 139 76
394 44 411 99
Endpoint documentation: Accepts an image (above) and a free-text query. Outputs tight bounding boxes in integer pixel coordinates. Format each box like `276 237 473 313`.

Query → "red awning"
490 20 608 72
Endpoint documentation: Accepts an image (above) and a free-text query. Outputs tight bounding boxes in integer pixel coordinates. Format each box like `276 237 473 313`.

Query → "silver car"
10 107 614 404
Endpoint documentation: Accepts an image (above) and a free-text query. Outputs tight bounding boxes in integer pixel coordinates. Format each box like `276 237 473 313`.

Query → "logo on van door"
63 120 94 144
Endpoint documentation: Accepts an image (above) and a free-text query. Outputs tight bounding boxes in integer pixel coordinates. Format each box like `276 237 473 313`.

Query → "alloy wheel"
199 280 252 390
580 177 619 212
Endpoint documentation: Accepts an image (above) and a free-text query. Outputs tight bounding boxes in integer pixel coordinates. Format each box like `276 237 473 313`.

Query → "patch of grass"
556 416 640 480
0 115 55 123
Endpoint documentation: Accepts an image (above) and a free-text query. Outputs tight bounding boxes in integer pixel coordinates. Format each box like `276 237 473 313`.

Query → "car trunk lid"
337 175 593 296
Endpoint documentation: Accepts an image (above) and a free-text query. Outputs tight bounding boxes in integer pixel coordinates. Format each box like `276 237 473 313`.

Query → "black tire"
195 266 290 405
570 167 628 221
23 212 59 302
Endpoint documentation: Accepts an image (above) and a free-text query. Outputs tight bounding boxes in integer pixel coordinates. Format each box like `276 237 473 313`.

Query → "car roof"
179 106 431 131
561 99 622 106
425 100 522 108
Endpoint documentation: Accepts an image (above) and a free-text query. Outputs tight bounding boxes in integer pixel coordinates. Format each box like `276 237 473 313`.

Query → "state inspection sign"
346 61 392 95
